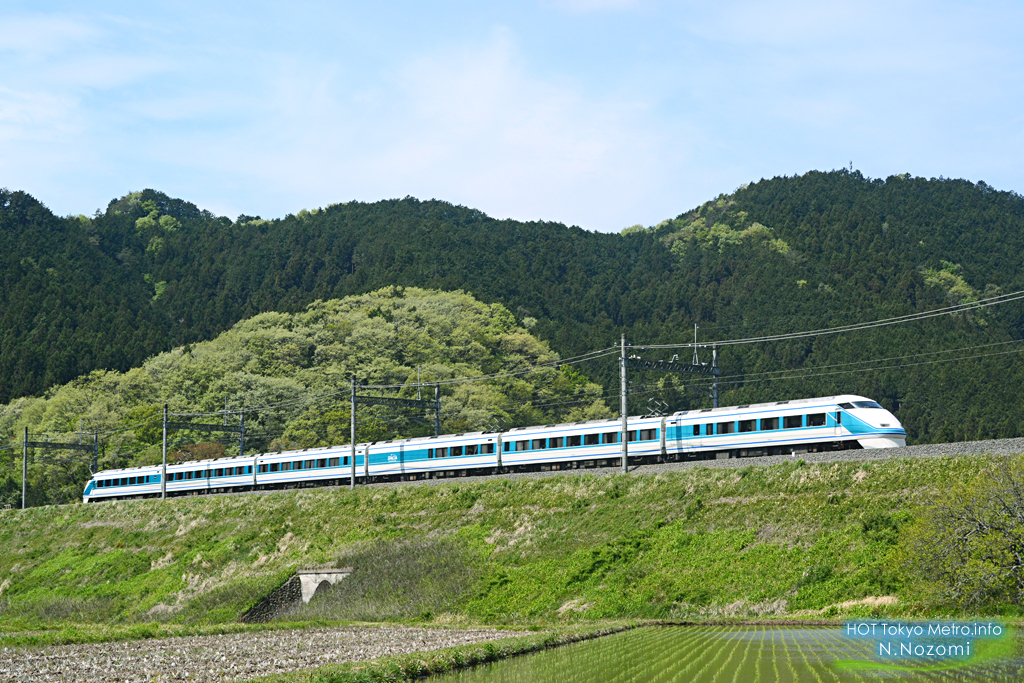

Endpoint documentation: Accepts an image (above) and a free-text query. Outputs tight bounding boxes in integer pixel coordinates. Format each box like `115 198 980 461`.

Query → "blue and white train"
83 394 905 502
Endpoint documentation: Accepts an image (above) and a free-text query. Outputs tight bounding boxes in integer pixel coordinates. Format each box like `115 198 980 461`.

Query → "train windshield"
851 401 884 409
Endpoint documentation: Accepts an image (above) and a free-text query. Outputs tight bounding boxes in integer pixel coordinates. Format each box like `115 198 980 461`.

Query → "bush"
901 456 1024 610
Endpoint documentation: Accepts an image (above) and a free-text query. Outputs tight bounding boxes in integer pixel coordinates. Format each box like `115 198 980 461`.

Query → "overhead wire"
636 288 1024 349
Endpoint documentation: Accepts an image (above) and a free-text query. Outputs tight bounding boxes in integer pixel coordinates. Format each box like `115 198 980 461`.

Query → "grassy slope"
0 454 1004 635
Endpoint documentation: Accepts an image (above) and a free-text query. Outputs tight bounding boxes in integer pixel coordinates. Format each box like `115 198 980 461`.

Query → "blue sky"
1 1 1022 232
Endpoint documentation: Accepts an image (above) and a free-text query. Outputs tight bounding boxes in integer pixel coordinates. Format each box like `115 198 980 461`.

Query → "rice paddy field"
431 626 1024 683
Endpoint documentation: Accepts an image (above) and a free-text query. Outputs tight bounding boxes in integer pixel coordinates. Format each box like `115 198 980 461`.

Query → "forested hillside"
2 170 1024 451
0 288 609 507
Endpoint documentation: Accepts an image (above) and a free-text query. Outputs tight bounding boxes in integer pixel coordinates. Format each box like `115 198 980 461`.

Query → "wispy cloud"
1 2 1022 229
207 30 677 230
547 0 643 11
0 13 100 57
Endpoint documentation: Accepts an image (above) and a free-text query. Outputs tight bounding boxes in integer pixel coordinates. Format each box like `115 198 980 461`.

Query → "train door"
668 418 683 457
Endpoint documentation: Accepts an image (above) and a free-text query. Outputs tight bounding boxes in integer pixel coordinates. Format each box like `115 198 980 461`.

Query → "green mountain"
2 170 1023 449
0 287 609 507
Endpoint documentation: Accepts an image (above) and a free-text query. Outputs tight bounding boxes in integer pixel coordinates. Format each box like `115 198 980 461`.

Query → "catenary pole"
161 404 168 499
434 384 441 437
350 375 356 490
22 426 27 510
621 334 628 474
712 346 719 409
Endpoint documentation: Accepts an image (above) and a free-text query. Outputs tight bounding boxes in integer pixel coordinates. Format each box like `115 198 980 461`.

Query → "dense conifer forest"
2 169 1024 481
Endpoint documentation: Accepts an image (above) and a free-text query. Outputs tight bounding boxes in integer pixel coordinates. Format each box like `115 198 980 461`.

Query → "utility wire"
637 289 1024 349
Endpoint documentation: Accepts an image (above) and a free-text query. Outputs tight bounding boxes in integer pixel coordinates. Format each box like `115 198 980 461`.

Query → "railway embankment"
0 442 1020 642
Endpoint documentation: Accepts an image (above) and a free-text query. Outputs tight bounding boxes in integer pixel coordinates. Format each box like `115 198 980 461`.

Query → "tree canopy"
2 171 1024 450
0 287 609 506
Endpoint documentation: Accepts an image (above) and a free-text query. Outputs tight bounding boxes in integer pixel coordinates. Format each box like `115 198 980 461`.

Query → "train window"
839 402 854 409
503 442 510 452
717 422 735 435
835 412 842 425
584 434 599 446
292 461 302 471
316 459 325 468
604 432 619 444
807 413 826 427
259 464 268 473
451 446 464 457
704 424 713 435
128 477 135 485
329 457 339 467
173 472 181 481
516 440 528 451
692 425 700 436
641 429 657 441
184 471 191 480
482 443 495 454
568 435 582 447
96 480 103 488
550 437 564 448
784 415 802 429
465 445 478 456
851 401 883 409
305 460 314 469
343 456 350 465
105 479 112 487
738 420 755 433
627 430 637 442
532 439 546 450
760 417 778 431
438 447 449 457
270 463 279 472
428 448 434 458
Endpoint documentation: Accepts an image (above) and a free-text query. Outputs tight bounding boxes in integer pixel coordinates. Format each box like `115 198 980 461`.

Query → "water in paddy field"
433 626 1024 682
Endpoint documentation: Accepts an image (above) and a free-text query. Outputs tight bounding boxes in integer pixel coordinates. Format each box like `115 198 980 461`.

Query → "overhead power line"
636 288 1024 349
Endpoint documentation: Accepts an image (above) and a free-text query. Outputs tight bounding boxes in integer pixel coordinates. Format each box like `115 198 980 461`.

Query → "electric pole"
620 334 628 474
161 404 168 499
350 375 356 490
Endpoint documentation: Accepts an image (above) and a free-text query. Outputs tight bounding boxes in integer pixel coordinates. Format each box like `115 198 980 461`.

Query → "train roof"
669 394 867 417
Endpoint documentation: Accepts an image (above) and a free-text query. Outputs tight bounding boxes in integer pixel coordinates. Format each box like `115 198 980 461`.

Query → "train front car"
83 465 163 503
836 395 906 448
